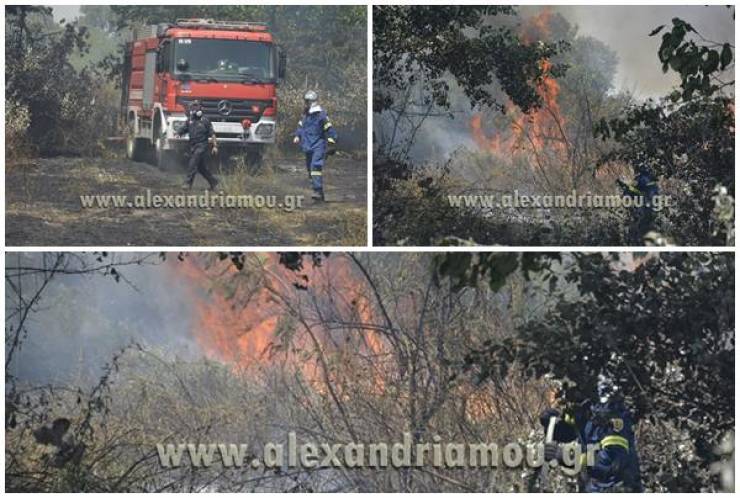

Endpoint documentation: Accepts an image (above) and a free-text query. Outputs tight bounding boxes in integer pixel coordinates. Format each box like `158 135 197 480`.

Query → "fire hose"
540 415 559 491
539 415 582 491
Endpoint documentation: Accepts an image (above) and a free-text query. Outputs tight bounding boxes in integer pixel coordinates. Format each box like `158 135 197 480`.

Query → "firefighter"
292 90 337 202
541 376 643 492
175 100 220 190
616 166 659 244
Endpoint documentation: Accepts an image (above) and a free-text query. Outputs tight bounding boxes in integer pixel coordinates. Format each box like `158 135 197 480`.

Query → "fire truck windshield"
173 38 275 82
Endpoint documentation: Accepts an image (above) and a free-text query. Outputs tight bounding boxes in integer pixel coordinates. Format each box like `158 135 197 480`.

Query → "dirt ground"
6 152 367 246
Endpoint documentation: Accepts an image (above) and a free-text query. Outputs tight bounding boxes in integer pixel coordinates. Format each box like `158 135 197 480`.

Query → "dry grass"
6 153 367 246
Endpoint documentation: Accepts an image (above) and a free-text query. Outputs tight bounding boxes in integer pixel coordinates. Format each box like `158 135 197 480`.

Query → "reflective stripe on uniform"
323 121 333 130
298 120 303 126
310 171 323 176
601 435 629 450
564 413 576 425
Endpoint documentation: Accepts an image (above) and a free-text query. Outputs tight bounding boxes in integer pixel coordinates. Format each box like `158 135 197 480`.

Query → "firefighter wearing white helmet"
293 90 337 201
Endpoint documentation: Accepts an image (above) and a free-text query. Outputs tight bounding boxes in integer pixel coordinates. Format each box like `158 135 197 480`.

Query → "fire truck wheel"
153 136 177 171
126 126 147 163
245 145 264 173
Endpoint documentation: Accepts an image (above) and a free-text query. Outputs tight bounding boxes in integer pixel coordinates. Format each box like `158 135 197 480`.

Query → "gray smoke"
6 254 201 387
556 5 735 98
379 5 734 164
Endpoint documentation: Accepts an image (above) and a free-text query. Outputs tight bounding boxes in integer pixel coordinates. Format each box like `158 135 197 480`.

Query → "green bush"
6 8 119 158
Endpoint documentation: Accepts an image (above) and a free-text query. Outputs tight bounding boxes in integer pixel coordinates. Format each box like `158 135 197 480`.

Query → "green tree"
595 14 734 245
435 252 734 491
79 5 118 33
5 6 118 156
373 6 566 115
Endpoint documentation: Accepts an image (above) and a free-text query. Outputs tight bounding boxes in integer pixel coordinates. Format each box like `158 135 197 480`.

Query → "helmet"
303 90 318 103
596 374 616 403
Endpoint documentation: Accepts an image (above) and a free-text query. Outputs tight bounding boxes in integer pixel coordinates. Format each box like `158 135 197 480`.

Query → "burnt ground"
6 152 367 246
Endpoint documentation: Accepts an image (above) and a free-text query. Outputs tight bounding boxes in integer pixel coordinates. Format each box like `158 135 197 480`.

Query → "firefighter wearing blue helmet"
541 375 643 492
617 166 659 244
293 90 337 202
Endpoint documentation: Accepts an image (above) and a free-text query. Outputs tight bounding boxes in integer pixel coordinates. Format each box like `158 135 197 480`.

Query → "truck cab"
122 19 286 168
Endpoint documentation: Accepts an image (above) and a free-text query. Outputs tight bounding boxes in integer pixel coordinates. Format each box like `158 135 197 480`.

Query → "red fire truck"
121 19 286 168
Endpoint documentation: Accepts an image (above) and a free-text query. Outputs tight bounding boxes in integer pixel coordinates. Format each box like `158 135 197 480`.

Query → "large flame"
173 255 282 366
470 8 568 160
166 255 534 421
169 254 387 394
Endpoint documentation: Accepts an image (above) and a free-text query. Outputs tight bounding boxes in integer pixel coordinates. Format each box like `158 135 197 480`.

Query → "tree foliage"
650 17 734 101
5 6 117 156
373 6 567 115
439 252 734 491
595 14 734 245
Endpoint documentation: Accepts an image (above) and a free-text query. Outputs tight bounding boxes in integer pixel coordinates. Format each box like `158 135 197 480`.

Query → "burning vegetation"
5 252 735 492
471 9 568 163
172 254 388 393
373 6 734 246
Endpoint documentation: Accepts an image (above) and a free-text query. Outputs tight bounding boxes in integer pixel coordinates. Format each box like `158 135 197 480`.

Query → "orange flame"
167 255 521 421
470 8 568 161
168 254 388 394
172 255 282 367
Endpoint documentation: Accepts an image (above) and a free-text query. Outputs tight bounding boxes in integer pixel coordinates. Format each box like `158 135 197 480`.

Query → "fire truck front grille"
178 98 270 122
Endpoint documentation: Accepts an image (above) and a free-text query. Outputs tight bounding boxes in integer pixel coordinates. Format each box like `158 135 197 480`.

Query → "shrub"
5 99 33 160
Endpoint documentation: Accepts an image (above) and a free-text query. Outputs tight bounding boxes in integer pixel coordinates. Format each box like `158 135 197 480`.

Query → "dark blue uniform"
542 401 643 492
618 169 659 244
295 105 337 195
619 170 658 205
635 171 658 203
576 401 642 492
177 116 218 189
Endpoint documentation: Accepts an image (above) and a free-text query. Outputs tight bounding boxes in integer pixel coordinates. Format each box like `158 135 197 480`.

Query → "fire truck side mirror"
278 50 287 80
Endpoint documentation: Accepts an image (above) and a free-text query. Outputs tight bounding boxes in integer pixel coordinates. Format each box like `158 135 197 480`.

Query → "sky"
50 5 80 23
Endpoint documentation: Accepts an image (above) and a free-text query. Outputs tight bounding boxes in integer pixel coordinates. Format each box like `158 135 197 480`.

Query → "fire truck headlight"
255 123 274 138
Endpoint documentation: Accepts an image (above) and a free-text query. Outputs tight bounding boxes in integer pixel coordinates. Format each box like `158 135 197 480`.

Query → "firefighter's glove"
544 442 563 464
327 137 337 156
293 136 300 145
